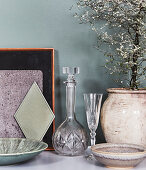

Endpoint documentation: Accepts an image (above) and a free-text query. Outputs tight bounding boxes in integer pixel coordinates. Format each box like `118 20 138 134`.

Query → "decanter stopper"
63 67 79 83
63 67 80 75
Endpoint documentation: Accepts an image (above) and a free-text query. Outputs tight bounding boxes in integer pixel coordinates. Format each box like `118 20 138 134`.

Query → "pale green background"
0 0 143 143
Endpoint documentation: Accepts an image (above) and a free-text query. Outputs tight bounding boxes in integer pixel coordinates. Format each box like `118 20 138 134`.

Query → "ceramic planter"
101 88 146 147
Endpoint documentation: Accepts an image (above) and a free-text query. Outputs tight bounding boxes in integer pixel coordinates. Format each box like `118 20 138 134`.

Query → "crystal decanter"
52 67 88 156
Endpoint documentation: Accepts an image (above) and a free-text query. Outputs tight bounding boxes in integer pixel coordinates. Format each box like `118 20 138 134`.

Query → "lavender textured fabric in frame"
0 70 43 138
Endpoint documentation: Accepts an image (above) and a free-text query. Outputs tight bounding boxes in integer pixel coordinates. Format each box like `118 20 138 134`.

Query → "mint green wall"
0 0 118 142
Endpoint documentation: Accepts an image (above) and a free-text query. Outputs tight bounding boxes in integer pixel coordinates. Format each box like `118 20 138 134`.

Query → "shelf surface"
0 151 145 170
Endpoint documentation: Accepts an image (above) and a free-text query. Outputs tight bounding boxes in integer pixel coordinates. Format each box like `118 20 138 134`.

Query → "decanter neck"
65 81 76 120
63 67 79 120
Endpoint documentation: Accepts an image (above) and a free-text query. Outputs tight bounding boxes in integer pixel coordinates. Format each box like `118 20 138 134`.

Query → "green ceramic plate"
0 138 48 165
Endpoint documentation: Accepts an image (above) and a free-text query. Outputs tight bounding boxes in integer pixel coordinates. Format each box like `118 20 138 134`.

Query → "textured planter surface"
101 88 146 147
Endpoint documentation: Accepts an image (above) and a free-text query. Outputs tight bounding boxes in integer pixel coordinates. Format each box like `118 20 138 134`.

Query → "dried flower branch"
75 0 146 89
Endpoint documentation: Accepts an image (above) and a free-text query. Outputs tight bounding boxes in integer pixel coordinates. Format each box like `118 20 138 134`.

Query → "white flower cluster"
75 0 146 89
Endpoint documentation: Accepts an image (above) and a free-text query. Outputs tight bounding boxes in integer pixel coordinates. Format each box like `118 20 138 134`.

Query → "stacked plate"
0 138 48 165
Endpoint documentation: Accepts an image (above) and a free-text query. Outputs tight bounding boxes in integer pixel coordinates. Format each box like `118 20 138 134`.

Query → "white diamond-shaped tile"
14 82 55 141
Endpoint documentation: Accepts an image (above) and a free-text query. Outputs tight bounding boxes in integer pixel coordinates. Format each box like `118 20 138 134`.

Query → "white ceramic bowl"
91 143 146 169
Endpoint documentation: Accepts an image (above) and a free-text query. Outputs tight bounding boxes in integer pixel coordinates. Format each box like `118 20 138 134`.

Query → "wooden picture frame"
0 48 55 150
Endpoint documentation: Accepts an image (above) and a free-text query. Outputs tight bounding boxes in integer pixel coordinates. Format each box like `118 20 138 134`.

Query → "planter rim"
107 88 146 94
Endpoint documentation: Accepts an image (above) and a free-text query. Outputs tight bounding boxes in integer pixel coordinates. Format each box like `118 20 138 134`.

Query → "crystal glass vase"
52 67 88 156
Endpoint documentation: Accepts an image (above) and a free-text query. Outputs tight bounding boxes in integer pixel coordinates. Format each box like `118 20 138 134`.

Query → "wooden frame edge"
0 48 54 51
46 48 55 151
